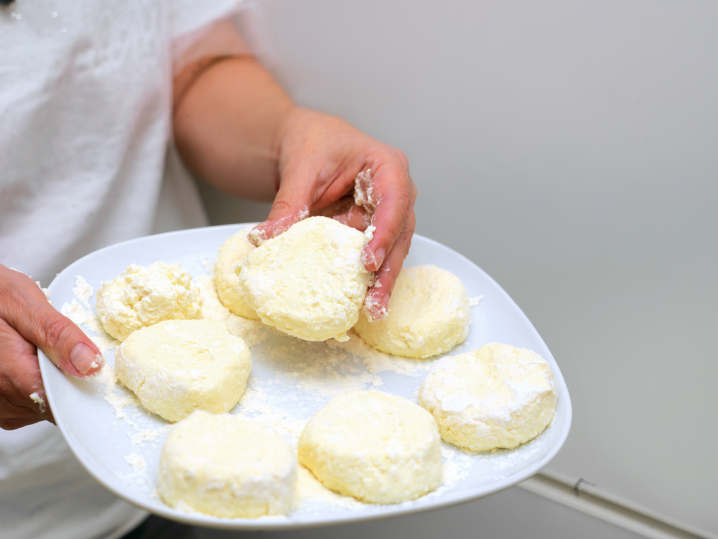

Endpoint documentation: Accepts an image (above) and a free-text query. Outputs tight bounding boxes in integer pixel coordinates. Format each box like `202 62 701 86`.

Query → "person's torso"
0 0 174 285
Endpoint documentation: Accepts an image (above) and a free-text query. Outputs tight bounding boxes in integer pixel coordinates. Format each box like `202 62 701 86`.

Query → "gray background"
196 1 718 535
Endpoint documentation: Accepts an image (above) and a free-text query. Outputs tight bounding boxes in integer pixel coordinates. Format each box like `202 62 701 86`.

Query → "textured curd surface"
238 217 372 342
419 343 558 451
116 320 251 422
214 227 259 320
298 391 442 504
96 262 201 341
158 411 296 518
354 265 470 358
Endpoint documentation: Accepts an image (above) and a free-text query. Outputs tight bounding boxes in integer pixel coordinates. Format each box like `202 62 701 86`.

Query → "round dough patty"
419 343 558 451
354 265 470 358
116 320 251 422
238 217 372 342
298 391 442 504
214 227 259 320
96 261 201 341
158 411 296 518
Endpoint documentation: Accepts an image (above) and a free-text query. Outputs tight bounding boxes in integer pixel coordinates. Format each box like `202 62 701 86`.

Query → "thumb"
247 169 314 246
7 289 103 378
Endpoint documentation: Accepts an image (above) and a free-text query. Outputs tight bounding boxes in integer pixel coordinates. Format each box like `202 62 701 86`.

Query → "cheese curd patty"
354 265 471 358
96 261 201 341
298 391 442 504
419 343 558 451
116 320 251 422
238 217 372 342
214 227 259 320
158 411 296 518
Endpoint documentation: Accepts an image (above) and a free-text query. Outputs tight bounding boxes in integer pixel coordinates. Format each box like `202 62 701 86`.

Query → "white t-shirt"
0 1 241 537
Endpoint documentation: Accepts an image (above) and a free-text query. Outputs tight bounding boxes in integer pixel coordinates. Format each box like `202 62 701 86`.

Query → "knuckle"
394 149 409 170
394 190 412 217
40 315 75 351
270 198 294 215
1 285 33 320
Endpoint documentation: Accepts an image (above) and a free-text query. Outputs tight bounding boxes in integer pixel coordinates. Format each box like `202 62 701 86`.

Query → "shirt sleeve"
171 1 250 75
170 0 243 39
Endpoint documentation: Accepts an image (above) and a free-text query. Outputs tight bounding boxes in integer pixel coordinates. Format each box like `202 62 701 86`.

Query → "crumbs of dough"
117 452 150 488
199 256 213 273
236 383 307 444
132 426 171 446
74 276 93 309
61 279 119 354
29 392 46 413
97 365 140 422
333 331 433 377
124 452 146 470
469 296 484 307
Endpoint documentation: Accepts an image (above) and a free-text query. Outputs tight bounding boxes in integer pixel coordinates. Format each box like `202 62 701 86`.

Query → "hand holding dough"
238 217 372 342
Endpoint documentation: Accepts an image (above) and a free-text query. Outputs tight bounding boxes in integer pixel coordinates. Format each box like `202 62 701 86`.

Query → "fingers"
311 195 372 231
0 268 102 378
0 418 42 430
361 153 416 273
247 169 314 246
0 319 55 428
364 211 415 321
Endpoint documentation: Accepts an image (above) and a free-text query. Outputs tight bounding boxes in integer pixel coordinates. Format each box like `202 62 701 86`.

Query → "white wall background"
197 1 718 535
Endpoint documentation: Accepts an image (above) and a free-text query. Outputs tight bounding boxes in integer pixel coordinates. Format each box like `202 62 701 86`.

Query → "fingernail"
70 343 101 375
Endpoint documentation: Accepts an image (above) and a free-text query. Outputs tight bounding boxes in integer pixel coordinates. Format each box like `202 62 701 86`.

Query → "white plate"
39 224 572 530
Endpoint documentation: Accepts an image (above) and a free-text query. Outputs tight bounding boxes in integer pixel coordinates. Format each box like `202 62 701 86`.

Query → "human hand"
0 265 103 429
248 108 417 321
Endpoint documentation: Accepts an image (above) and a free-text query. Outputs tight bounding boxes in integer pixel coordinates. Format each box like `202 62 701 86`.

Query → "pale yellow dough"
354 265 470 358
238 217 372 342
96 262 201 341
158 411 296 518
298 391 442 504
214 227 259 320
419 343 558 451
115 320 251 422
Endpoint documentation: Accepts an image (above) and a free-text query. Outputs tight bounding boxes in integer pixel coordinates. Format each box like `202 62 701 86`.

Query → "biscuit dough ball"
214 227 259 320
238 217 372 342
354 265 470 358
116 320 251 422
158 411 296 518
419 343 558 452
298 391 442 504
96 262 201 341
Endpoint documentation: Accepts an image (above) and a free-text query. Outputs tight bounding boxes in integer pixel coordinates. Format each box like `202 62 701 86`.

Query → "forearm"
173 56 294 201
